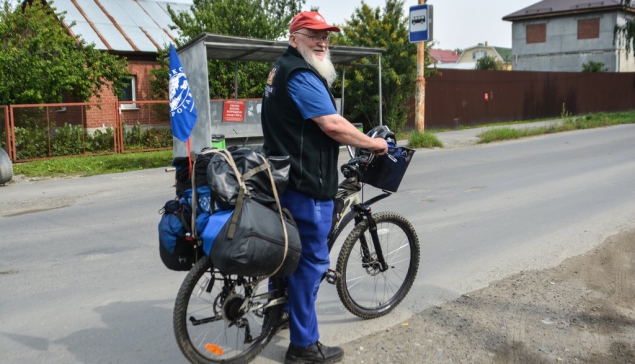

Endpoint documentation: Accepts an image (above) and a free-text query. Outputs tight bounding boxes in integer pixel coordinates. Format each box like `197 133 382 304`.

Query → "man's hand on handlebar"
371 137 388 156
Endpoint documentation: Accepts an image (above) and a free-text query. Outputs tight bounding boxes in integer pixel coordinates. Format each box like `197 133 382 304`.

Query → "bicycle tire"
336 211 420 319
173 256 284 364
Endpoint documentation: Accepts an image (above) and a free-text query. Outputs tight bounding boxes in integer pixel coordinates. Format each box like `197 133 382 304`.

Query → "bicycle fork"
355 204 389 273
325 204 389 285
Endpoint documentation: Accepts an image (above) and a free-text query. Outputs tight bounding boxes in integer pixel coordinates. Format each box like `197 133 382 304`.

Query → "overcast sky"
66 0 540 50
307 0 539 50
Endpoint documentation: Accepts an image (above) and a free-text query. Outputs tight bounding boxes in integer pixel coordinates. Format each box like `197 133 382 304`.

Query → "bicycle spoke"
337 212 420 318
173 257 285 363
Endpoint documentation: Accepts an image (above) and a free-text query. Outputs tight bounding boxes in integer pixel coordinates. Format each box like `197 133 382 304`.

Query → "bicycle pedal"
325 269 340 284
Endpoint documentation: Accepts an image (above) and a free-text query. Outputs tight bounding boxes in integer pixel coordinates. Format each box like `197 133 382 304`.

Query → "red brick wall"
86 60 161 130
526 23 546 44
578 18 600 40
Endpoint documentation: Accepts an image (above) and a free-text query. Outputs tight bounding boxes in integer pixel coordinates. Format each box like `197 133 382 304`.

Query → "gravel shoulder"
340 229 635 363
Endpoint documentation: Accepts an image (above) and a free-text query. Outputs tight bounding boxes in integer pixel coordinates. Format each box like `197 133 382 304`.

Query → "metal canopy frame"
174 33 385 156
180 33 385 64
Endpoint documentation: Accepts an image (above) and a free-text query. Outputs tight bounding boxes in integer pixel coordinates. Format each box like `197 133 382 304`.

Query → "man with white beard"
261 11 388 364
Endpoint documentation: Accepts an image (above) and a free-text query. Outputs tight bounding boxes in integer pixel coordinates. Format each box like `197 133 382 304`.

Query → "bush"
582 61 607 72
9 121 173 159
123 122 172 150
86 128 115 153
51 123 84 156
475 55 504 71
408 131 442 148
14 116 49 160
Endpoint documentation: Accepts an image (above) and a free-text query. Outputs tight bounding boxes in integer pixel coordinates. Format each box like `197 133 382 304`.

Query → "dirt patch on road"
341 229 635 363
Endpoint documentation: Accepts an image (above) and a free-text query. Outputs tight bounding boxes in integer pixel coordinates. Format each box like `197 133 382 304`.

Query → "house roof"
53 0 188 55
503 0 632 21
494 47 512 63
429 49 461 63
52 0 384 64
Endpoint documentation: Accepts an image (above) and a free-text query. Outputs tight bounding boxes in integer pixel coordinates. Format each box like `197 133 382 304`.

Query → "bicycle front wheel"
336 211 420 319
173 256 284 364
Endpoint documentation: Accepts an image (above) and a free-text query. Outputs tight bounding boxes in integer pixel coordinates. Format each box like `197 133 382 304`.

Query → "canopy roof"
179 33 385 64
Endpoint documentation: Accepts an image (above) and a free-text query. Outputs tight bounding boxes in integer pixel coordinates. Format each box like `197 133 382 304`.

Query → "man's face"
291 29 330 61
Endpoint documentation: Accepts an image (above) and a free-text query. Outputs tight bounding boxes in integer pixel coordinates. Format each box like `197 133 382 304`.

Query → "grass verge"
13 150 173 178
476 111 635 144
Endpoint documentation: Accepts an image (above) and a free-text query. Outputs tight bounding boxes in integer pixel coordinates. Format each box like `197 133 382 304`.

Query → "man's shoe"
284 341 344 364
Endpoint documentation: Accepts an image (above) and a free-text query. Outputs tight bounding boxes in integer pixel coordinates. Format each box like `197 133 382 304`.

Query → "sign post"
410 2 433 133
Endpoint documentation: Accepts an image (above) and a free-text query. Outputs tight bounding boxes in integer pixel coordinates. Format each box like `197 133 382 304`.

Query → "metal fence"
4 69 635 160
0 100 174 162
411 69 635 130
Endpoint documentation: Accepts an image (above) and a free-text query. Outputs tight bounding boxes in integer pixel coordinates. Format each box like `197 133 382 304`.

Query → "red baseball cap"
289 11 341 34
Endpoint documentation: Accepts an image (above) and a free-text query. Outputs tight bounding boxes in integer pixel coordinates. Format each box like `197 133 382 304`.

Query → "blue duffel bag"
158 200 202 271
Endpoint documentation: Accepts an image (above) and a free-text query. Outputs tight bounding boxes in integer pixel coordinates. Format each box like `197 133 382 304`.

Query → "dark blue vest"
261 46 340 199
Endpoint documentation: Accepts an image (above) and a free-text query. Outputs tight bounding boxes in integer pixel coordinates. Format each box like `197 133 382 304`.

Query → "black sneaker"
284 341 344 364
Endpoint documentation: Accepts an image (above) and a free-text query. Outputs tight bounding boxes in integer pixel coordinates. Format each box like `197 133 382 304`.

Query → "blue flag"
169 44 197 142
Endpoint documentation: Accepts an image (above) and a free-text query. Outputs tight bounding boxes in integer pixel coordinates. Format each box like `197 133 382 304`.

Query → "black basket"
360 147 415 192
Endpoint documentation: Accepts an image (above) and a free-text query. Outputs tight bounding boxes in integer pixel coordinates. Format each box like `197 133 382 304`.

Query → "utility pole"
415 0 426 133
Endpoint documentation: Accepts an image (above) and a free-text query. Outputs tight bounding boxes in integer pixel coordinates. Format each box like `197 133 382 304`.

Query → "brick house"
50 0 191 130
503 0 635 72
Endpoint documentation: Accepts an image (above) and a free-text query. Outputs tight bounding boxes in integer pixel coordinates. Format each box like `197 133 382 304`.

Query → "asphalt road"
1 124 634 364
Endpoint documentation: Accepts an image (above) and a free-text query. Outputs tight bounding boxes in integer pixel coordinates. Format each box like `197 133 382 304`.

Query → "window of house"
578 18 599 39
119 75 137 109
526 23 546 44
472 50 487 60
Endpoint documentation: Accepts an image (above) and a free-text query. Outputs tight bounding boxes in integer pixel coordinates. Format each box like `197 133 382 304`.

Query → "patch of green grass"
14 150 173 178
407 131 443 148
476 111 635 144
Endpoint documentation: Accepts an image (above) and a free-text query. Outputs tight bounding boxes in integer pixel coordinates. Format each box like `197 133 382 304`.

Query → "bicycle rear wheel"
336 211 420 319
173 256 284 364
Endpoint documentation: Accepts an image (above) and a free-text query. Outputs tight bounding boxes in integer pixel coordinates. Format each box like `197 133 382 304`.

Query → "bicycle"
173 142 420 364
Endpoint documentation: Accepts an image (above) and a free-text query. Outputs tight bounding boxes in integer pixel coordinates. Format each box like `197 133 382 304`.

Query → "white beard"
298 45 338 87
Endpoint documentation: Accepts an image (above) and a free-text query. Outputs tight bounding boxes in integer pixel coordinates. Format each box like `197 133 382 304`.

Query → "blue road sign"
409 4 433 43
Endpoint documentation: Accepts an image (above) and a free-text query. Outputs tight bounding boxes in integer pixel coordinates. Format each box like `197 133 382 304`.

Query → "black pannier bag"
157 199 202 271
210 197 302 277
206 146 290 210
202 147 301 277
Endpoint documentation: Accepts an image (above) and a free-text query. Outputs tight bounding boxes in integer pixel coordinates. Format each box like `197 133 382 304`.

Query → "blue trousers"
279 188 334 347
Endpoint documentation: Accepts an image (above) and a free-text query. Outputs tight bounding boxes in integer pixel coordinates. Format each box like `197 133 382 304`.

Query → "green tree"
475 55 503 70
149 0 305 100
614 0 635 55
332 0 432 132
0 0 130 105
581 61 607 72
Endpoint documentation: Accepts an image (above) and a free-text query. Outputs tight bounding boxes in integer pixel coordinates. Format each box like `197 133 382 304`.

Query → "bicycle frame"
321 153 395 284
